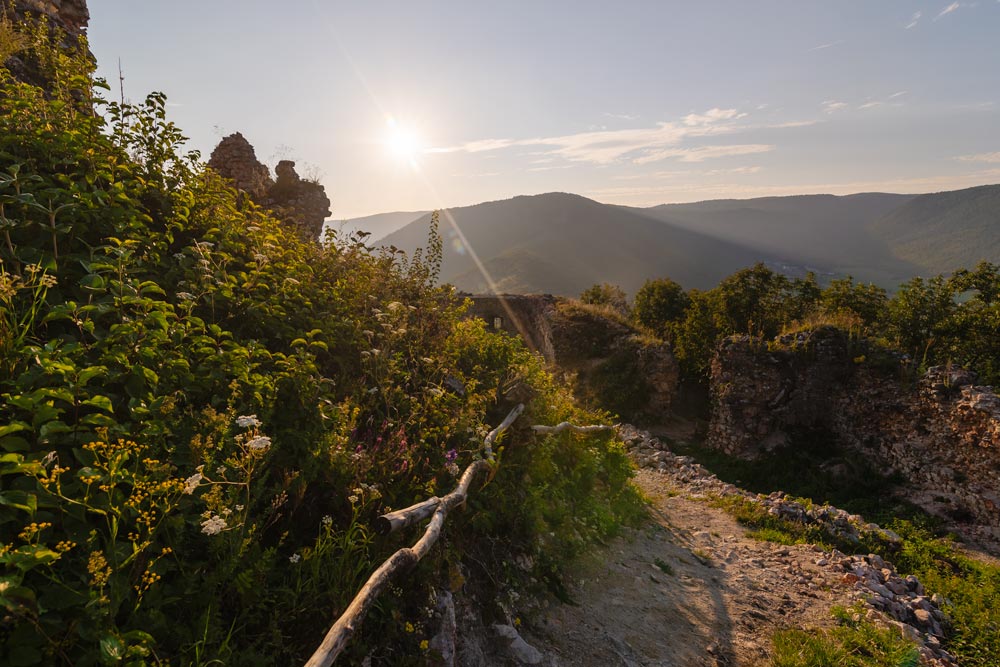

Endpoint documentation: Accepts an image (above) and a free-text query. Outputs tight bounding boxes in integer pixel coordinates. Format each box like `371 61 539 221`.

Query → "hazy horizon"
88 1 1000 219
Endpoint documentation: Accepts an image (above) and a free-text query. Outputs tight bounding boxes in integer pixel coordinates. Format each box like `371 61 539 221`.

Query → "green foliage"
579 282 629 316
0 23 642 665
888 275 956 362
632 276 689 337
820 276 888 330
771 606 920 667
889 521 1000 667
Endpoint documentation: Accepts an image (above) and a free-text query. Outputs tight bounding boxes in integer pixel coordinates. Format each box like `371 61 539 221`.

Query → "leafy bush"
0 21 642 665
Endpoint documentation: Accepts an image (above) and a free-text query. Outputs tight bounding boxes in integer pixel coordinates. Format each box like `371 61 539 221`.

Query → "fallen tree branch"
530 421 617 435
304 404 525 667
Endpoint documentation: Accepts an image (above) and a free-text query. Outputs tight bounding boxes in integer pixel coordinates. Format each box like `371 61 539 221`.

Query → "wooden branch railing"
304 404 524 667
530 422 617 435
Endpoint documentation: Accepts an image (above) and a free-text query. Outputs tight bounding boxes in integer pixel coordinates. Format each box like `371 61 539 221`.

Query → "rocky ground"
477 425 956 667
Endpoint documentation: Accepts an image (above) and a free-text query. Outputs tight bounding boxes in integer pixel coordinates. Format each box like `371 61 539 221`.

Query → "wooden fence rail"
304 406 614 667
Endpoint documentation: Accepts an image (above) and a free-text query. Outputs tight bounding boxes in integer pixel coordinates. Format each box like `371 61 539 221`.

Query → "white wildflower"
253 253 269 264
176 292 195 301
196 241 214 249
183 472 203 495
387 301 403 312
235 504 244 512
236 414 260 429
289 553 301 564
247 435 271 452
321 515 333 526
216 465 227 475
173 252 186 261
446 462 460 476
200 514 227 535
348 495 359 504
39 274 57 288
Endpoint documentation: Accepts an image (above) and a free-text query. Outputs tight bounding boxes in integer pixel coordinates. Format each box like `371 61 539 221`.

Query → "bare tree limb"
530 421 617 435
304 404 524 667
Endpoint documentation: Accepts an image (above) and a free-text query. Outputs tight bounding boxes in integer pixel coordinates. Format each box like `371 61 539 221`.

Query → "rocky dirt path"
492 426 955 667
517 468 853 667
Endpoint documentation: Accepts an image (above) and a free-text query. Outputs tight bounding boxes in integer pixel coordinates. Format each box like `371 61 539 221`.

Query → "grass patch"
889 521 1000 667
672 429 934 527
653 557 674 575
771 607 920 667
693 439 1000 667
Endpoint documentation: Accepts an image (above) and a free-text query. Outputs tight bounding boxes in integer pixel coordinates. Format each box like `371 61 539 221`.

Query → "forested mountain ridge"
380 186 1000 294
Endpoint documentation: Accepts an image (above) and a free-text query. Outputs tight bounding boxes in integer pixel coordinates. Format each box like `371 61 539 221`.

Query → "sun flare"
384 117 423 166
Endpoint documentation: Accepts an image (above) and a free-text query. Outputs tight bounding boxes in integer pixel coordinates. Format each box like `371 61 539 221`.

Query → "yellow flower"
419 640 429 651
405 622 414 633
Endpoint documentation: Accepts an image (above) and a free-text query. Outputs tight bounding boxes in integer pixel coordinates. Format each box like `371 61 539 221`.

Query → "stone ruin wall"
3 0 91 86
708 326 1000 552
208 133 331 241
463 294 558 363
463 295 680 421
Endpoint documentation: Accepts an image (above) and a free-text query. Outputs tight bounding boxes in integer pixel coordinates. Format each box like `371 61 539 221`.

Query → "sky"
87 1 1000 219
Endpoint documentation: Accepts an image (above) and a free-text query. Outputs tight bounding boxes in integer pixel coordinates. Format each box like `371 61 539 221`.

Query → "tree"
820 276 888 330
714 263 792 337
888 275 956 361
580 282 629 316
633 276 689 336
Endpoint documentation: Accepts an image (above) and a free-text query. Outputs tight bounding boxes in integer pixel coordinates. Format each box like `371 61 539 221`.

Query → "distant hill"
378 185 1000 295
381 193 775 294
323 210 428 241
871 184 1000 274
632 193 919 285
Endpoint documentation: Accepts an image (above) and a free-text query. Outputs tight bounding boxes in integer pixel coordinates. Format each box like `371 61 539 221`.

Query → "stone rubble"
707 326 1000 555
619 423 958 666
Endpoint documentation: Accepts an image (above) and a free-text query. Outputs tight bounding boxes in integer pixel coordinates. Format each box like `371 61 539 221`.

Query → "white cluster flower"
183 472 203 495
289 553 301 564
446 462 460 477
247 435 271 452
253 253 269 264
321 515 333 526
200 514 227 535
236 414 261 429
348 494 359 504
235 504 245 512
173 252 186 261
176 292 195 301
387 301 403 312
39 274 58 288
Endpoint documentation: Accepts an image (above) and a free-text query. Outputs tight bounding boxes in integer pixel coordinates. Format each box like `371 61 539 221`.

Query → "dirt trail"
516 469 856 667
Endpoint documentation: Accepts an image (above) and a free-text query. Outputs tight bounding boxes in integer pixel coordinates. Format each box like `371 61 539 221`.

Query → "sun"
384 117 424 166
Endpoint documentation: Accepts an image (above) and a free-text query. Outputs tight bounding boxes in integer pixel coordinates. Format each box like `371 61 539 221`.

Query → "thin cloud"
887 91 908 99
603 112 639 121
935 2 961 20
955 151 1000 163
905 11 923 28
859 101 886 110
425 138 515 154
809 40 844 51
822 100 849 114
426 107 774 165
634 144 774 165
682 108 747 126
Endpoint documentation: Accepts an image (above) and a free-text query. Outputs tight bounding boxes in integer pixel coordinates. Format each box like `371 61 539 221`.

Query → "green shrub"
0 19 643 665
